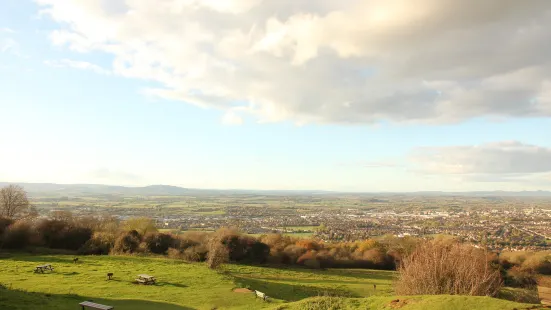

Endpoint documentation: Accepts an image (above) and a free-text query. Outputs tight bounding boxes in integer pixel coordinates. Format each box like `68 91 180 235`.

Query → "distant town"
22 183 551 252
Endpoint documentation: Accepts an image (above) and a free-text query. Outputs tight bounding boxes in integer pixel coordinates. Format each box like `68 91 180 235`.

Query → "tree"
0 185 29 218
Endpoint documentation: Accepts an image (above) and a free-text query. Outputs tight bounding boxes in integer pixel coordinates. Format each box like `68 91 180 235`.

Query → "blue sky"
1 0 550 191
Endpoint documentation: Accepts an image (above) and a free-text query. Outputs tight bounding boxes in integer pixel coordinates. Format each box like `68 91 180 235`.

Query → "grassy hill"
0 254 541 310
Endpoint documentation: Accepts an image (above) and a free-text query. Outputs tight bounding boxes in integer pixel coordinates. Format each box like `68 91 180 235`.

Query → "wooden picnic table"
34 264 54 273
136 274 156 285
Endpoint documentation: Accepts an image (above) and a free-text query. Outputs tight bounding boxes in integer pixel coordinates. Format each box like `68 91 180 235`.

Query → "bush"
249 240 270 263
395 241 502 296
1 221 32 249
112 230 141 254
167 247 182 259
0 217 14 237
35 219 93 250
283 244 307 264
521 255 551 275
143 233 175 254
62 226 93 250
206 230 229 269
78 232 116 255
505 266 537 288
183 244 208 262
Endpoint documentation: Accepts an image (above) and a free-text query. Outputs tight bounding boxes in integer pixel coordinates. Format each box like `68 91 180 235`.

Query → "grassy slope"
0 254 541 310
278 295 540 310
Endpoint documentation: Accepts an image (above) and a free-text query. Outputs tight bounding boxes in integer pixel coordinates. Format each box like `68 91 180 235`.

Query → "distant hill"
0 182 550 197
0 182 193 197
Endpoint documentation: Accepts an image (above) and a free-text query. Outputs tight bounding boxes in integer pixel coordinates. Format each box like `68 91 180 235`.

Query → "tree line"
0 212 415 270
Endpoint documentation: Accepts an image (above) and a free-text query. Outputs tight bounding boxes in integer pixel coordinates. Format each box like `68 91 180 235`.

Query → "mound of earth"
233 288 253 293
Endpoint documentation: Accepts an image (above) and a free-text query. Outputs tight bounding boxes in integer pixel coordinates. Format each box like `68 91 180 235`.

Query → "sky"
1 0 550 192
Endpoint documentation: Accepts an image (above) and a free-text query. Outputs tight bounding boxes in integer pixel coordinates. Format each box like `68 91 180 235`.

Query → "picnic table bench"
34 264 54 273
136 274 156 285
79 301 114 310
254 290 268 301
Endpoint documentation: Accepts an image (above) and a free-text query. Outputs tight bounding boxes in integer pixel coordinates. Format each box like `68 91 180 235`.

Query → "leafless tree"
0 185 30 218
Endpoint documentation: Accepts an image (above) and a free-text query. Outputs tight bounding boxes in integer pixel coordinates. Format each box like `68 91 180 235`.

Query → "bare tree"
0 185 30 218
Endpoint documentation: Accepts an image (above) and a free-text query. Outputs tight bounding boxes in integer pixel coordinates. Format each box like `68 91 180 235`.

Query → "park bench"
136 274 156 285
79 301 114 310
254 290 268 301
34 264 54 273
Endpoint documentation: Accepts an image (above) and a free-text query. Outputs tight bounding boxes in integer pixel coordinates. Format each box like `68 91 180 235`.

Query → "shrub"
0 217 14 237
183 244 208 262
283 244 307 263
143 233 175 254
167 247 182 259
395 241 502 296
35 219 92 250
78 232 116 255
521 255 551 275
505 266 537 288
1 221 32 249
249 240 270 263
206 230 229 269
62 226 93 250
112 231 141 254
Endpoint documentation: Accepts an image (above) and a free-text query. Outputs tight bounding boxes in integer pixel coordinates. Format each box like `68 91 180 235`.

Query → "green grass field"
0 254 542 310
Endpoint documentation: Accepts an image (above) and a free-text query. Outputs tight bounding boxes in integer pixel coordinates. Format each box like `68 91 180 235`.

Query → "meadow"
0 254 541 310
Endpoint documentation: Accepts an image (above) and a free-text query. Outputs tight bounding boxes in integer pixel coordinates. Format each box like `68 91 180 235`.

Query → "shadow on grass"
232 276 359 301
3 255 77 265
0 285 196 310
323 269 396 281
498 287 541 304
231 263 395 281
158 282 188 288
58 271 80 276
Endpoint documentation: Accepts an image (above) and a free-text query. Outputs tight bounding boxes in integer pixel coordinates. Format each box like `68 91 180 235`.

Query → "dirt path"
233 288 253 293
538 286 551 305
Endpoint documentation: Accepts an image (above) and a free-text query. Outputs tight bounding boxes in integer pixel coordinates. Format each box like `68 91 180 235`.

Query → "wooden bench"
254 290 268 301
79 301 114 310
34 264 54 273
136 274 156 285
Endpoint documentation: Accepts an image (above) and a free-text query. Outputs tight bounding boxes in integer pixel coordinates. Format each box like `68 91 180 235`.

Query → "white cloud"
221 110 244 125
44 59 111 75
35 0 551 124
411 141 551 182
0 28 15 33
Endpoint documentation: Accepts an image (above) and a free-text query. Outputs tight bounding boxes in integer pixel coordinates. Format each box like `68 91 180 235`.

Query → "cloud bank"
411 141 551 183
36 0 551 124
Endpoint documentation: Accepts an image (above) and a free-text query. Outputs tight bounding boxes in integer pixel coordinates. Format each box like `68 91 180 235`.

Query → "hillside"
0 254 541 310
